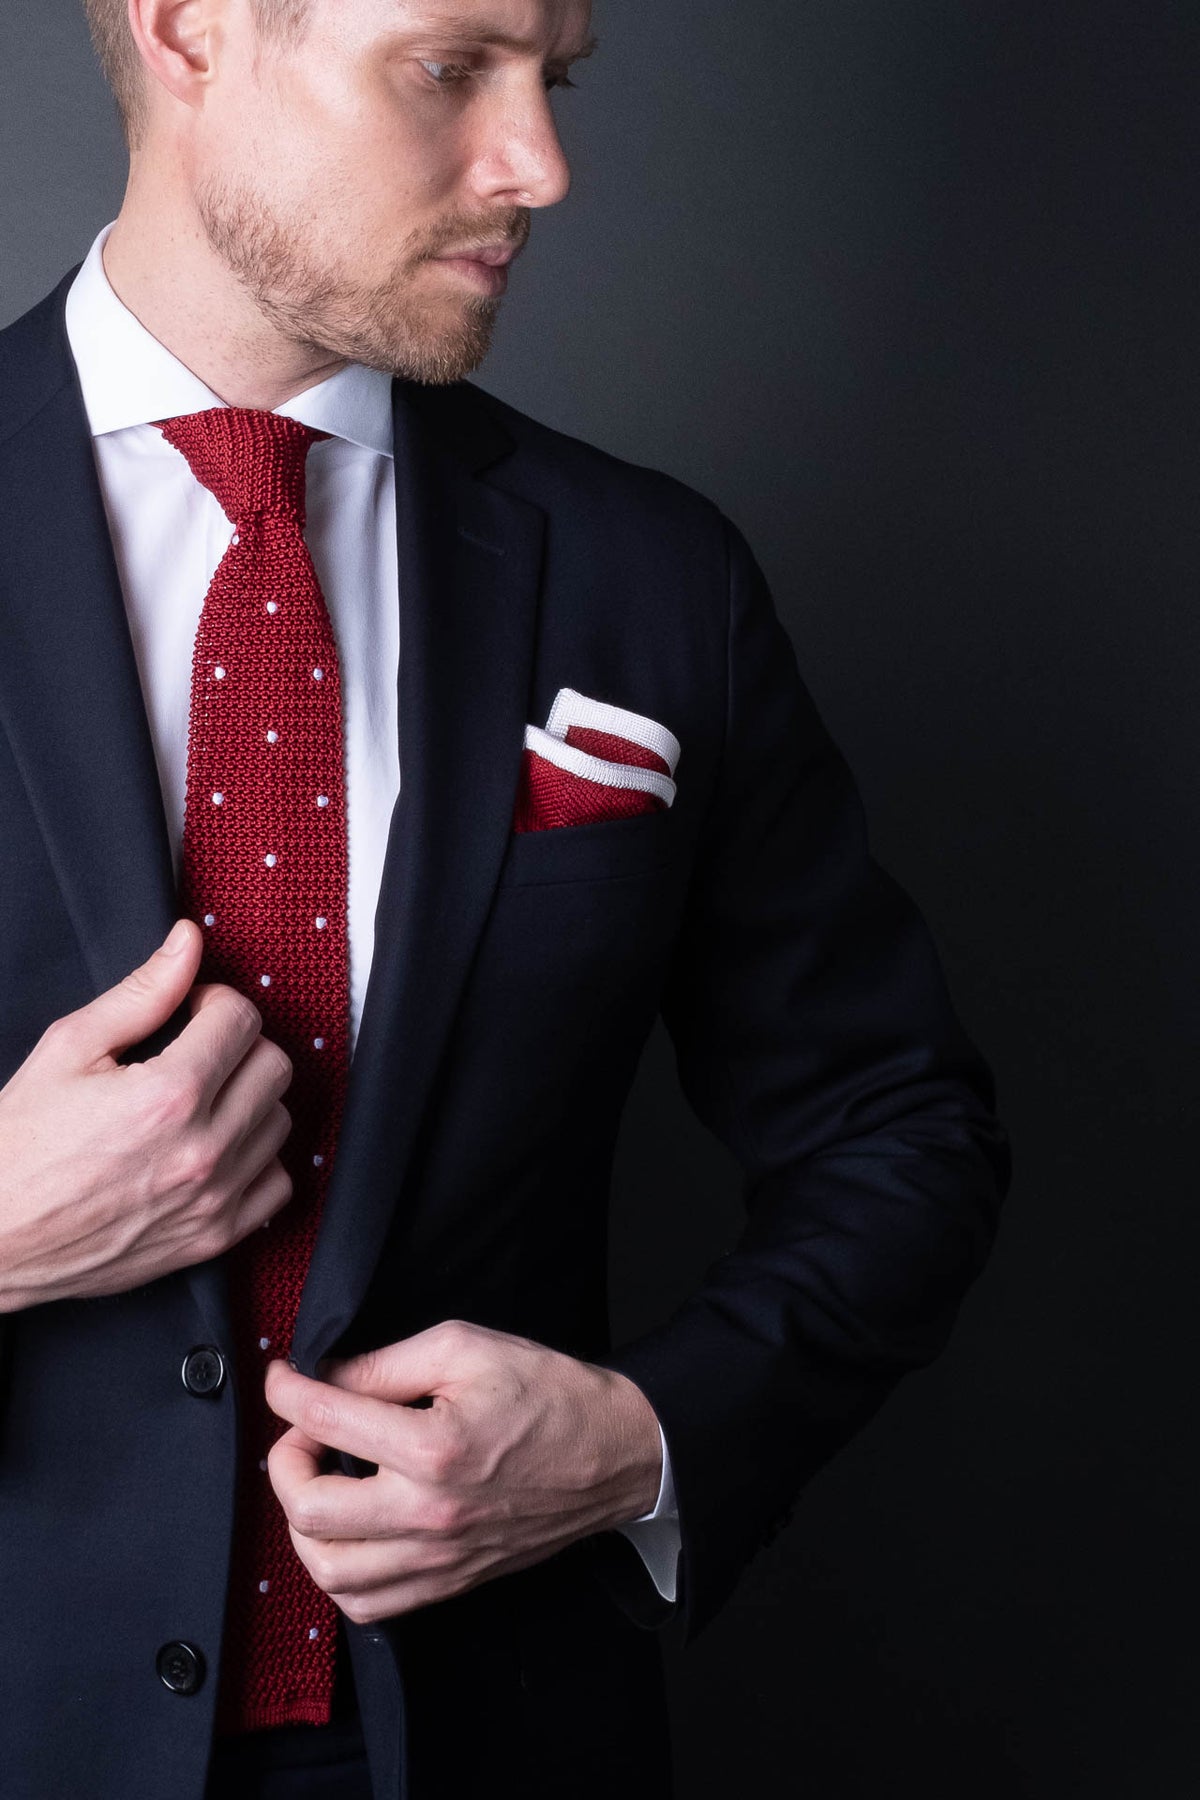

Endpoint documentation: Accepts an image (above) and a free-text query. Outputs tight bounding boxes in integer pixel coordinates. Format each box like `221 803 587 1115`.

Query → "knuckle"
37 1012 78 1057
193 1179 230 1222
433 1318 474 1359
307 1547 339 1591
170 1133 218 1192
352 1346 382 1389
117 967 157 1006
418 1492 463 1536
223 990 262 1035
291 1500 324 1543
300 1395 338 1439
335 1592 371 1626
265 1044 293 1090
146 1067 204 1131
416 1429 461 1485
193 1224 233 1262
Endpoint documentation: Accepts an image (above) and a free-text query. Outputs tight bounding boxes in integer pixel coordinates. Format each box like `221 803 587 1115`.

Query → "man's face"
187 0 592 382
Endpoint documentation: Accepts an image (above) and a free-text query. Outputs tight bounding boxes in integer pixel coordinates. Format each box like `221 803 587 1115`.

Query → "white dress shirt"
63 220 680 1603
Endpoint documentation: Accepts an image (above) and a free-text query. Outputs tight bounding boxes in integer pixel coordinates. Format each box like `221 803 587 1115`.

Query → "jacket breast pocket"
496 809 679 888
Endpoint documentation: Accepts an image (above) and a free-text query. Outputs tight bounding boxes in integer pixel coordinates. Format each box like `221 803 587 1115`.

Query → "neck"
101 166 349 412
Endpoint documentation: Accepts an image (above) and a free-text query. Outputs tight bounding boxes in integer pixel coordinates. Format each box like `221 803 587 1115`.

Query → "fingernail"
162 921 190 955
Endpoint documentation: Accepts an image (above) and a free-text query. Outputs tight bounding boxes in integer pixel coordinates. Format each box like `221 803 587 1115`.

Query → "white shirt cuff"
613 1422 680 1602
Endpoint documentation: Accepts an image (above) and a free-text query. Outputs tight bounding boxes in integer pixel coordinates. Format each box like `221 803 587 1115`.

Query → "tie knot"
154 407 330 528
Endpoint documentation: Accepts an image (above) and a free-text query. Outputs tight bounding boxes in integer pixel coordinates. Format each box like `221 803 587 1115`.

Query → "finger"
270 1453 424 1543
224 1155 293 1244
331 1534 555 1606
264 1362 432 1471
221 1099 292 1187
289 1528 451 1600
210 1036 294 1142
325 1547 528 1624
269 1421 325 1486
157 983 264 1112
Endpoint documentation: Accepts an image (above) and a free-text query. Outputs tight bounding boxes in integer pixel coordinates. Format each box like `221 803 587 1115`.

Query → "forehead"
384 0 593 56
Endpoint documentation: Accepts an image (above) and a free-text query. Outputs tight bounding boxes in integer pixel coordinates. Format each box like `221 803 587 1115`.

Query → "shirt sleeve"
613 1422 680 1602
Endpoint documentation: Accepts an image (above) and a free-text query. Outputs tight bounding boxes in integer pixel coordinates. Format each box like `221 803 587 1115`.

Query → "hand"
0 919 294 1311
263 1318 664 1625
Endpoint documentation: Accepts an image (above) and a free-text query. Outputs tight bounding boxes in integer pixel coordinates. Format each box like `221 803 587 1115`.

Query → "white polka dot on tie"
316 795 329 808
313 1037 324 1050
260 974 271 987
266 600 278 614
232 534 240 546
214 666 226 680
203 912 215 927
312 667 324 682
264 853 277 868
266 729 279 744
259 1337 270 1350
212 792 224 806
258 1579 270 1594
315 916 327 930
259 1459 268 1472
313 1154 324 1167
309 1628 320 1641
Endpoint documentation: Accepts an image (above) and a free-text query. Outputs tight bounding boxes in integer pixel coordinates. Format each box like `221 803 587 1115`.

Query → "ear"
126 0 227 118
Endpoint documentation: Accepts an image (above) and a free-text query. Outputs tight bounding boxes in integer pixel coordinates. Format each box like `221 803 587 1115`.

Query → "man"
0 1 1010 1796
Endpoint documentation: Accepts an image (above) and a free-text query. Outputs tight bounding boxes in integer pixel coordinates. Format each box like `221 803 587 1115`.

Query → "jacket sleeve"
588 510 1012 1643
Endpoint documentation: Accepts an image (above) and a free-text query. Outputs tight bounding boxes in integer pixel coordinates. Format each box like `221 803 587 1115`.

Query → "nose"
473 89 572 209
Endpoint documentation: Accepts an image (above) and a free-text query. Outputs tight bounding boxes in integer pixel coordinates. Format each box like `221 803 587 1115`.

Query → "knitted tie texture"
156 407 349 1732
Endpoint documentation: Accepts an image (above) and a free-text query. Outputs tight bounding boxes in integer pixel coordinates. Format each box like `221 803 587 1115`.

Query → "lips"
435 242 521 267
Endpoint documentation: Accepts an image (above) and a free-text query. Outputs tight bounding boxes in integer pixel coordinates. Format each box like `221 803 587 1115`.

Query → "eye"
417 59 579 93
418 60 474 86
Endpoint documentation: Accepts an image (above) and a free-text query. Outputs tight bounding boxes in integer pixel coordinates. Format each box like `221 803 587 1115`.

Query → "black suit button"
156 1641 205 1695
181 1346 225 1397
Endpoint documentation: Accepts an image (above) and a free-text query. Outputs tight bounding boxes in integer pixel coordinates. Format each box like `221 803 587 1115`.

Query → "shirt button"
181 1346 226 1397
156 1641 206 1695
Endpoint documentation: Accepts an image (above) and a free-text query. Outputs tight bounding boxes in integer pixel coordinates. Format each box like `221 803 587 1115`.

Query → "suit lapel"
0 271 230 1346
0 279 178 1000
0 271 543 1373
290 382 545 1370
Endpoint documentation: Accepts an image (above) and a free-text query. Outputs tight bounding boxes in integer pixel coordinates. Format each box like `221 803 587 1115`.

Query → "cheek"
324 62 474 202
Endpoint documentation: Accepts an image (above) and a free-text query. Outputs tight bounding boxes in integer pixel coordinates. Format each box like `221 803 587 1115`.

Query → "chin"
383 311 498 385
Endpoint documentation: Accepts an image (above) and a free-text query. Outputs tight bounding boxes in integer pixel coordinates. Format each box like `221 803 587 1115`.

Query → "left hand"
263 1318 664 1625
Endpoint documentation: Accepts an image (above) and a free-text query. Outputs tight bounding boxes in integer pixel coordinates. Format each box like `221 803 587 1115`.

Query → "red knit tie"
155 407 348 1732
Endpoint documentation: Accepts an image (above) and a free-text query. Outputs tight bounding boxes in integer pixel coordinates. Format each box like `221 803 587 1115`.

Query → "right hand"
0 919 294 1313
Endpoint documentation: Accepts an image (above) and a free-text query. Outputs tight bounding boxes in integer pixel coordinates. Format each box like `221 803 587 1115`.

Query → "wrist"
592 1366 664 1528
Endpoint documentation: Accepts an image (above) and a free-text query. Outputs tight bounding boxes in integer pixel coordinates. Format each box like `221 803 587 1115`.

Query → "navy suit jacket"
0 266 1010 1800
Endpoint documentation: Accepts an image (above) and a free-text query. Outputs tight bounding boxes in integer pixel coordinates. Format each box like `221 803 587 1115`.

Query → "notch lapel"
290 381 545 1371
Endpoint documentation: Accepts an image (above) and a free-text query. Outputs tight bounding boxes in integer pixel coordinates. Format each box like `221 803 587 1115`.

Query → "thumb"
67 919 202 1065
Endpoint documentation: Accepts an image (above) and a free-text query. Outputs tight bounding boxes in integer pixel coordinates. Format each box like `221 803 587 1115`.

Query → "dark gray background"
2 3 1195 1794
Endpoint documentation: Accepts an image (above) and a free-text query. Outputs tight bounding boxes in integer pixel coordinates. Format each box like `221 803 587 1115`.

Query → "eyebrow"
391 16 599 66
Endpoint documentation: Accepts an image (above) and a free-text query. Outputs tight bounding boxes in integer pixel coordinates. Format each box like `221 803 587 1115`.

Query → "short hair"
81 0 315 151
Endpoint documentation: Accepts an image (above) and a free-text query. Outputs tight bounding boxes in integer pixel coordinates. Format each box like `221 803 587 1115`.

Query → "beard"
194 171 528 384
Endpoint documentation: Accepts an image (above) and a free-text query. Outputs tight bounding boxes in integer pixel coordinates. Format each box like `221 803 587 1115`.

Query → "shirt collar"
63 219 394 458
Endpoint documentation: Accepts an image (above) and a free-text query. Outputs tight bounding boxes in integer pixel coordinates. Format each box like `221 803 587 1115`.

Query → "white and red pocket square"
512 688 681 834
